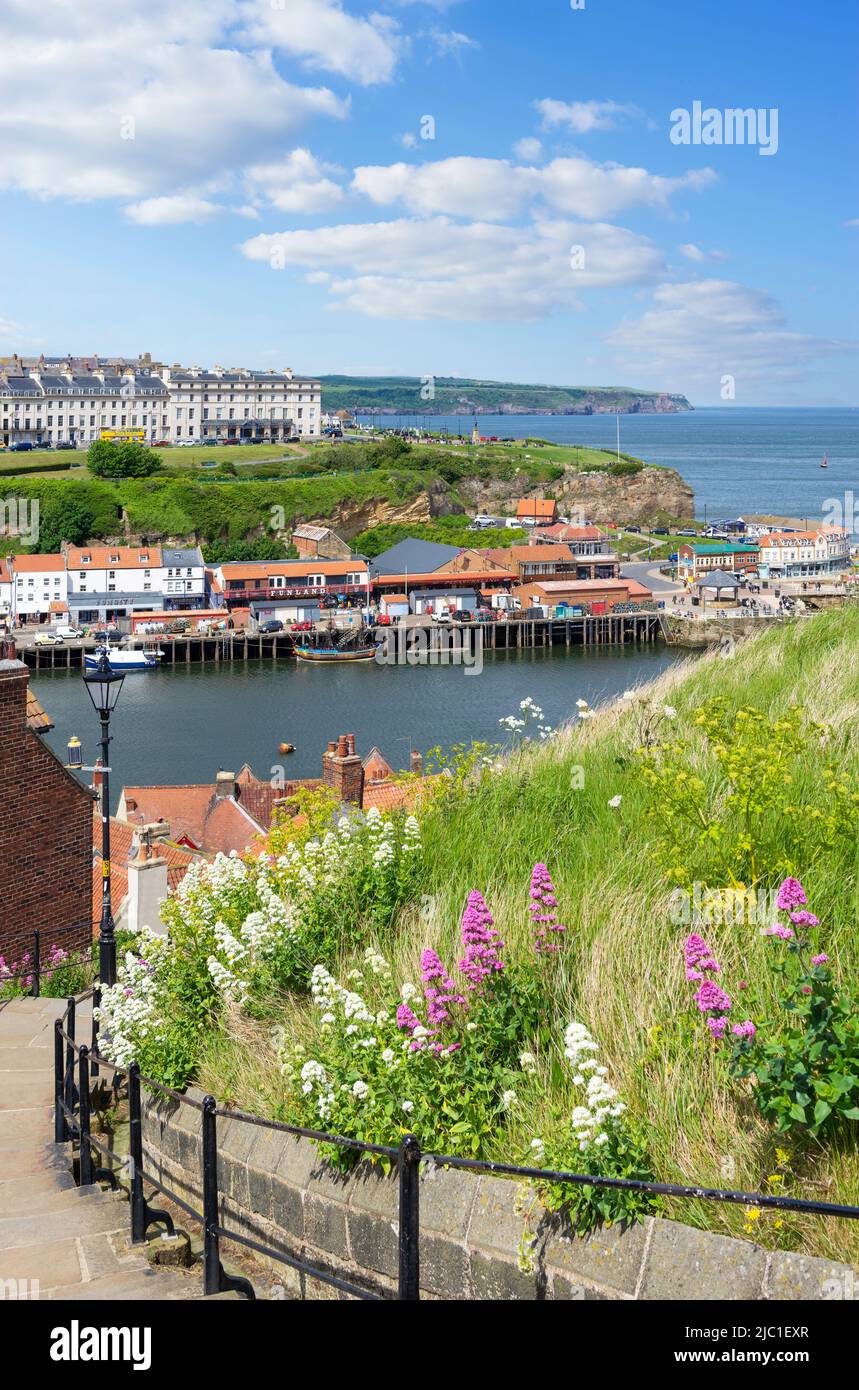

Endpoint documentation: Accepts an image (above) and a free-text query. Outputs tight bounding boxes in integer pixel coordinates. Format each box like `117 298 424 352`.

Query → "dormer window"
81 553 91 563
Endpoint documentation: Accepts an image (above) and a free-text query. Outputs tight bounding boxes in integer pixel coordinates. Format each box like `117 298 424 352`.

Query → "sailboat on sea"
820 453 829 469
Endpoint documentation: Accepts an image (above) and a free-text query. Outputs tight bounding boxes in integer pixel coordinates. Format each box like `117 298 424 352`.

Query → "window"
307 574 325 588
346 572 364 586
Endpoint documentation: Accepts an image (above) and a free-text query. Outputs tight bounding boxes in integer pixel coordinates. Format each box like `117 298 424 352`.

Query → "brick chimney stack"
410 749 423 776
214 769 237 799
322 732 364 806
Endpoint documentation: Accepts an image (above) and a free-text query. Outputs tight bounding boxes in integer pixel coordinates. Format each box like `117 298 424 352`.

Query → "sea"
375 406 859 533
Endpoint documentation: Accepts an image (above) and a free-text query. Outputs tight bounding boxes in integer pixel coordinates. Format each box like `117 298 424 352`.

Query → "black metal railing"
0 924 96 998
52 994 859 1302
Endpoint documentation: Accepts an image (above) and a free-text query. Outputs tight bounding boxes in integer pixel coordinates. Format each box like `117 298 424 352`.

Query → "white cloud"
844 218 859 228
535 99 645 134
244 149 345 214
422 28 479 58
352 155 715 221
239 0 403 85
0 1 348 203
240 215 665 320
607 279 858 388
124 194 222 225
679 242 728 263
513 137 543 162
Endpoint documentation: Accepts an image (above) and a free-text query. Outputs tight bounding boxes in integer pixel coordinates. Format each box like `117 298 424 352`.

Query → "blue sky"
0 0 856 403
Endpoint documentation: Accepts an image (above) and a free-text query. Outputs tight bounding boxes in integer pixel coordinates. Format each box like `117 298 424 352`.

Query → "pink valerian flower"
529 863 567 955
811 954 829 966
396 1002 420 1034
459 891 505 991
707 1016 728 1040
789 911 819 928
694 980 732 1015
763 924 795 940
420 948 466 1028
800 985 812 995
732 1021 756 1040
776 877 807 911
684 933 721 982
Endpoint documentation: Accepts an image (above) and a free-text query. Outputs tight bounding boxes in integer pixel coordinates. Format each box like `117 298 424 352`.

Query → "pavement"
0 994 223 1300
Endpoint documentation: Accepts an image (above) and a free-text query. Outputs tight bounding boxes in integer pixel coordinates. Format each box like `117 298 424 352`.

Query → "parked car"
653 527 670 536
55 441 77 451
202 439 221 447
9 441 34 452
54 625 84 640
35 631 64 645
177 440 200 448
453 610 473 623
626 524 641 534
152 440 170 447
431 609 453 624
258 619 284 634
677 529 699 537
290 620 313 632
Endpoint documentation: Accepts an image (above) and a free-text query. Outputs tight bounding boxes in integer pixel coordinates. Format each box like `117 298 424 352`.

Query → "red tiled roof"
68 546 162 569
10 553 65 572
91 812 199 928
375 570 515 587
532 524 604 542
26 688 53 732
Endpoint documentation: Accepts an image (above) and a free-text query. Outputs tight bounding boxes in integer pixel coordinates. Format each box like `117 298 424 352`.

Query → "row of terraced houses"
0 353 321 447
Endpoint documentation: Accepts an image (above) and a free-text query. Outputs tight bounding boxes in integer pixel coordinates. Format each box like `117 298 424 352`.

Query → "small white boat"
85 643 160 672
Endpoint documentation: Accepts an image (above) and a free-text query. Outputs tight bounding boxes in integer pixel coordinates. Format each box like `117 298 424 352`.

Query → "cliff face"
458 465 694 525
305 480 462 539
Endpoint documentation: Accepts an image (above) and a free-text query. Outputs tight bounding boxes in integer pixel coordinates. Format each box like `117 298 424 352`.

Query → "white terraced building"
0 355 321 447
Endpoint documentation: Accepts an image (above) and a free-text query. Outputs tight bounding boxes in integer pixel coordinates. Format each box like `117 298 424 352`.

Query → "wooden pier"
18 611 664 671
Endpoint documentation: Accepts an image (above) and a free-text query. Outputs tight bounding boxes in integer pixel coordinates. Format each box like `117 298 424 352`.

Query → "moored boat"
293 623 379 664
84 643 160 672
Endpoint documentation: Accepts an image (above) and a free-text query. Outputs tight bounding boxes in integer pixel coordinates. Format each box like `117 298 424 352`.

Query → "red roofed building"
0 650 93 964
515 497 557 524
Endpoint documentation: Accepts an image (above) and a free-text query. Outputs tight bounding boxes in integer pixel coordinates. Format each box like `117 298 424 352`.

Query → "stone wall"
142 1087 855 1301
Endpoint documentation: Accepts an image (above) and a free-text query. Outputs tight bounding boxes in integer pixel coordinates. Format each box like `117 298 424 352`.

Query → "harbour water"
378 406 859 530
34 643 685 808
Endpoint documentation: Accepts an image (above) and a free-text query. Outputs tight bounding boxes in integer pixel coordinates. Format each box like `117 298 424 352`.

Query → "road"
620 560 681 593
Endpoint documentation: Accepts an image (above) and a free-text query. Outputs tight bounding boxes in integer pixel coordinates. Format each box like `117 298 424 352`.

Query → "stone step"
0 1142 73 1179
41 1269 242 1300
0 1046 53 1072
0 1195 131 1250
0 1173 91 1216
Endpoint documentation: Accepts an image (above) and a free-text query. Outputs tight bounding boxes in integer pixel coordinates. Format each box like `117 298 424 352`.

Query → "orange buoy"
278 742 295 754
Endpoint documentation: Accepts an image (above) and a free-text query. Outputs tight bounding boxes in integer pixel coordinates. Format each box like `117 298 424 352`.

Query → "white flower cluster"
95 931 168 1069
563 1020 625 1152
500 696 554 741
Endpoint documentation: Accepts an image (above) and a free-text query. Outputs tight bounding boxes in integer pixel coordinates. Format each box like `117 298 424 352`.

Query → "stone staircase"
0 994 235 1301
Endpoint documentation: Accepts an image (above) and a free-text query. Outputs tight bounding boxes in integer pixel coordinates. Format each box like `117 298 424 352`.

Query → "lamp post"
82 652 125 989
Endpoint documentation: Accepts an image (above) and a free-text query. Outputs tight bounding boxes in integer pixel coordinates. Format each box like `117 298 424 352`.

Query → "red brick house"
0 653 94 966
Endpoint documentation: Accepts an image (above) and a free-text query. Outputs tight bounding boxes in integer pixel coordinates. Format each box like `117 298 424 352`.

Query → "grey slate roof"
163 547 205 567
372 539 463 576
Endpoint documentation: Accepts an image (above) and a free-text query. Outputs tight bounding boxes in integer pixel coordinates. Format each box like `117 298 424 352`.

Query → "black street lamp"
83 652 125 988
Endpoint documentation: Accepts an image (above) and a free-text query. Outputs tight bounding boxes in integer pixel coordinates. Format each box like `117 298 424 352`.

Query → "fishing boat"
85 642 161 672
293 624 379 664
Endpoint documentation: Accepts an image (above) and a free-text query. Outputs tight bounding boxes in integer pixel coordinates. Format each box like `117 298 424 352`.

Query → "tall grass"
201 607 859 1261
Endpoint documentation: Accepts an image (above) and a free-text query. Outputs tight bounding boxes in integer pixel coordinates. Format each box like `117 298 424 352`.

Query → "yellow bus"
100 429 146 444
